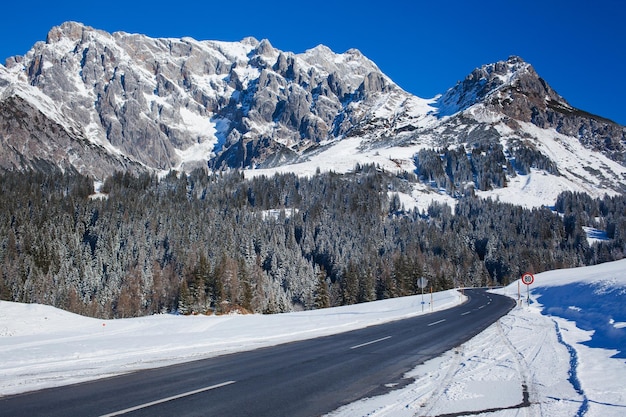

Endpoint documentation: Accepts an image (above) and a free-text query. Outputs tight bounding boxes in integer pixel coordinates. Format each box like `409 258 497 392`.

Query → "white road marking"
428 319 446 326
99 380 236 416
461 311 471 316
350 336 392 350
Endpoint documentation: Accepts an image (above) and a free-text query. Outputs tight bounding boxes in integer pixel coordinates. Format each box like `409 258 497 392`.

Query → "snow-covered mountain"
1 21 625 201
0 21 428 176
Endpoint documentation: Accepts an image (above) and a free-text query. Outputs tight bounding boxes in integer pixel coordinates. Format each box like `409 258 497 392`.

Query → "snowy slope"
246 115 626 210
2 260 625 417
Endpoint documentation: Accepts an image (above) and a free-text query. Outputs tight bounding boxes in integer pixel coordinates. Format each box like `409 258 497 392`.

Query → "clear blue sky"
2 0 625 125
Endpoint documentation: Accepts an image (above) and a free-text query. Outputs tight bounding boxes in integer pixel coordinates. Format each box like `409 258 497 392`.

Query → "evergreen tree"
313 267 330 309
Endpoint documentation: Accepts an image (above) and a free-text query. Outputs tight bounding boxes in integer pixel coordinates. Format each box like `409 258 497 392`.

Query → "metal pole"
431 286 433 312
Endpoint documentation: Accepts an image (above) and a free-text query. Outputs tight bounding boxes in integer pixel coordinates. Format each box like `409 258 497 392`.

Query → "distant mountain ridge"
1 21 625 196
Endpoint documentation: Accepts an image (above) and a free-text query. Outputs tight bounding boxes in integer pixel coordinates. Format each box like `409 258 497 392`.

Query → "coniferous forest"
0 164 624 319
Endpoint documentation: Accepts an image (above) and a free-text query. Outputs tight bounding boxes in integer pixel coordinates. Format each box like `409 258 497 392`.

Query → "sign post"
417 277 428 312
521 272 534 305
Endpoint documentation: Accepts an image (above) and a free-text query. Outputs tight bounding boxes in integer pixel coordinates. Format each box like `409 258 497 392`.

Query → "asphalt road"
0 289 515 417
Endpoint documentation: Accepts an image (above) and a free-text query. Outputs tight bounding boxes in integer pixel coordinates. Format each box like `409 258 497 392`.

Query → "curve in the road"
0 289 515 417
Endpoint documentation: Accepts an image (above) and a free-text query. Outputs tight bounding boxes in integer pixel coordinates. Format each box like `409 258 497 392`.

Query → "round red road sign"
521 272 534 285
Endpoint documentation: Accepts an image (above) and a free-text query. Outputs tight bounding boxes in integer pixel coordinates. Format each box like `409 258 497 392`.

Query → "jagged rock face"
0 94 143 177
1 22 421 174
437 56 532 116
0 23 624 179
491 63 625 163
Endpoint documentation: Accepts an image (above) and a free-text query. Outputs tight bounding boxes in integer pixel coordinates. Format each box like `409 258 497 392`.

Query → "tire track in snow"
418 318 533 417
417 346 467 416
495 318 535 416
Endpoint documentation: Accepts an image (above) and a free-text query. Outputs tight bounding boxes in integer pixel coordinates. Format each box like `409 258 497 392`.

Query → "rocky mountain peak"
481 60 625 163
254 38 275 57
46 21 90 43
436 55 537 116
431 54 625 163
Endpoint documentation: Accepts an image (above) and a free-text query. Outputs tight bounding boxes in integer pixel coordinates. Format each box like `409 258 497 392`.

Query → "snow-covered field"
1 260 625 417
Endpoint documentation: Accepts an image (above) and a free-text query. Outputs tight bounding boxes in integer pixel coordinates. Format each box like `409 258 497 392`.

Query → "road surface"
0 289 515 417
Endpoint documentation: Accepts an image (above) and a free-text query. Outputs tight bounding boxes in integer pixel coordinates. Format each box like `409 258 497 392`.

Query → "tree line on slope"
0 166 623 318
414 141 559 196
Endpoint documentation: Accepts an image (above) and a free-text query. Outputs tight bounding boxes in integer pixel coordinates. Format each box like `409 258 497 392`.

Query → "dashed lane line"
350 336 392 350
99 380 236 416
